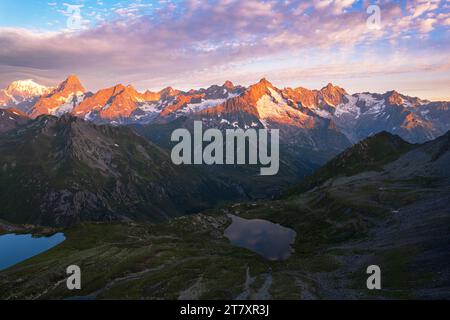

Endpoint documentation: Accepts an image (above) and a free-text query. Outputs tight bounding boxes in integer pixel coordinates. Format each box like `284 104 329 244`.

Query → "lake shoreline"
0 219 60 237
0 232 66 272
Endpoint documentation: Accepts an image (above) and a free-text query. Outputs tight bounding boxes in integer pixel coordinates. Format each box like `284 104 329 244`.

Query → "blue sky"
0 0 169 31
0 0 449 100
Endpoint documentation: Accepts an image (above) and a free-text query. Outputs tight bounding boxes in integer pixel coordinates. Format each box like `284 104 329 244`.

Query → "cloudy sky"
0 0 449 100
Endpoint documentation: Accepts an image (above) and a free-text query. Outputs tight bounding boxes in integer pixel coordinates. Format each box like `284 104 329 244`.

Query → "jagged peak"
318 82 347 107
111 83 126 90
57 74 85 93
386 90 404 105
293 85 314 92
141 89 161 102
87 83 141 101
160 86 174 92
159 86 179 97
62 74 82 86
123 84 141 96
126 84 137 90
66 74 80 81
257 77 273 86
224 78 278 108
108 84 138 97
385 90 403 97
283 86 316 95
320 82 346 94
248 78 275 92
223 80 235 89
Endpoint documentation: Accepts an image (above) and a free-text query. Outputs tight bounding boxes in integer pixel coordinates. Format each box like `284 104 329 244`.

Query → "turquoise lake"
0 233 66 271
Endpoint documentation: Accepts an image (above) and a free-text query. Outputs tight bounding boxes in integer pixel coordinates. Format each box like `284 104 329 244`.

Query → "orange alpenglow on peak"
243 78 276 103
72 83 144 119
320 82 347 107
387 90 404 106
223 80 235 89
56 74 85 94
257 78 273 86
111 84 127 92
200 78 276 118
142 90 161 102
401 113 433 130
159 87 180 98
282 87 317 109
321 82 346 94
29 75 86 118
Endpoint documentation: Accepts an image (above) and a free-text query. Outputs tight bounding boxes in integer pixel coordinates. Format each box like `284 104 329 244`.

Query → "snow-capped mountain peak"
6 79 50 97
0 79 52 108
29 75 87 118
1 75 449 144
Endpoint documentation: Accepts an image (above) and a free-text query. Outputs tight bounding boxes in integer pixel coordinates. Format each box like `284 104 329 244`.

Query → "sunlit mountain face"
1 75 449 144
0 0 449 302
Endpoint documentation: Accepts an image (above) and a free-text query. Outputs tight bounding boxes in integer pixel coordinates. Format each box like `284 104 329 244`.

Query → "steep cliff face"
0 115 244 226
30 75 86 118
73 84 146 120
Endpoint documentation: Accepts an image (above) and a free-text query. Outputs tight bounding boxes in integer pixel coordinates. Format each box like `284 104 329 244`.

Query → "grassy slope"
286 131 415 196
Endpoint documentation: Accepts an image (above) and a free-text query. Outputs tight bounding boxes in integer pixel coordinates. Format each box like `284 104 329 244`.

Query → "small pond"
224 215 296 261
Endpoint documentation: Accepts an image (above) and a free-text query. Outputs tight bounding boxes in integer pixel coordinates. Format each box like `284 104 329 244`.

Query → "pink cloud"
0 0 448 99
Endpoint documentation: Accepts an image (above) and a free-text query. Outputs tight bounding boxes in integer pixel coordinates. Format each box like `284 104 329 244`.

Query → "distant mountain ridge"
1 75 448 144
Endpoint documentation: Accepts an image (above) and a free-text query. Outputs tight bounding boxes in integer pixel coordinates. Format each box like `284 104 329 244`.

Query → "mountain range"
1 75 449 144
1 75 449 227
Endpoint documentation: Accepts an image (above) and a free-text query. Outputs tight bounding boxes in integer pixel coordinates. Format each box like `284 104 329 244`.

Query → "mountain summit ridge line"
1 75 449 144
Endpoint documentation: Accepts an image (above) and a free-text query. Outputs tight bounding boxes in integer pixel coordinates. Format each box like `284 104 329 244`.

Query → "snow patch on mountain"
52 93 86 116
256 93 287 120
139 103 163 114
186 98 228 113
334 95 360 119
6 80 50 97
